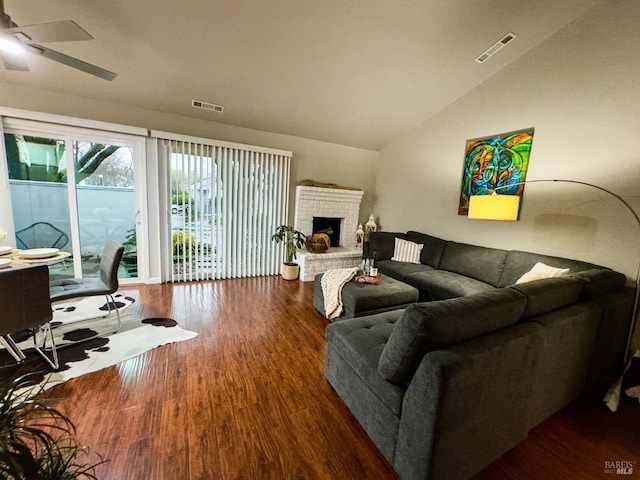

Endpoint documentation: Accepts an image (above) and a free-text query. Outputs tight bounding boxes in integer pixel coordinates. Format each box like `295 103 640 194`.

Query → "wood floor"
46 277 640 480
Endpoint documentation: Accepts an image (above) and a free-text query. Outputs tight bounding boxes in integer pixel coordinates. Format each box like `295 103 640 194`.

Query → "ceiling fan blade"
5 20 93 43
25 44 117 81
0 50 29 71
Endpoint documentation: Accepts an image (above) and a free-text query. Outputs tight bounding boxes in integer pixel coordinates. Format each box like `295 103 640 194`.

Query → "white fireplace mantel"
293 185 364 281
294 186 364 247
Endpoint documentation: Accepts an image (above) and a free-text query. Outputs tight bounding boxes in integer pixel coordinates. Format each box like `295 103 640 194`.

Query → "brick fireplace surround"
293 185 364 281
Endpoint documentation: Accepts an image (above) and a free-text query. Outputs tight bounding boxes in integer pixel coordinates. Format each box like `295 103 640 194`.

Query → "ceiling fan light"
0 36 24 55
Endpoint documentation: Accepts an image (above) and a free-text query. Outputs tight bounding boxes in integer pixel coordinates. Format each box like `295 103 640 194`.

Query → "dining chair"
15 221 69 250
49 241 125 330
0 265 59 369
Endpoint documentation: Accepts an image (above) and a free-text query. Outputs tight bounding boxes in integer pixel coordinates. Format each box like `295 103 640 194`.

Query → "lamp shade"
468 195 520 221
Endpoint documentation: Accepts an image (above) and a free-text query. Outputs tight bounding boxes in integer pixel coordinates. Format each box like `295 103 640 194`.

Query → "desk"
0 249 71 269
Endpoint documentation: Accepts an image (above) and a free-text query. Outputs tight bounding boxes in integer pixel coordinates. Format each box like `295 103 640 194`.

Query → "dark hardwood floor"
45 277 640 480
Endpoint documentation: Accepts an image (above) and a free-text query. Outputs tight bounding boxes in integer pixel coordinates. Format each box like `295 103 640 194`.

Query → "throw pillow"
515 261 570 284
515 271 548 284
391 238 423 264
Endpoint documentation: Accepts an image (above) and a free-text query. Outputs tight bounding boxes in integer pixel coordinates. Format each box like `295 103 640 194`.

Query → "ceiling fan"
0 0 117 81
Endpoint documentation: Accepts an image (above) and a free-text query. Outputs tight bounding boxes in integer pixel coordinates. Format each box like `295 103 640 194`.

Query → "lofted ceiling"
0 0 599 151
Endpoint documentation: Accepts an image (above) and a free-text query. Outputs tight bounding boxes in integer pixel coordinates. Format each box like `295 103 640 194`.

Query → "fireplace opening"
313 217 341 247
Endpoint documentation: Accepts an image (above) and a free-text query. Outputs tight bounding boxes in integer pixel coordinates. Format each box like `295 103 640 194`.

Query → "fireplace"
293 185 365 281
294 185 364 248
313 217 341 247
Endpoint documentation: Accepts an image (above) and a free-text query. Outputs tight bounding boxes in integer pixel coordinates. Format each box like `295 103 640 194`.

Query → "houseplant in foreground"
271 225 306 280
0 374 102 479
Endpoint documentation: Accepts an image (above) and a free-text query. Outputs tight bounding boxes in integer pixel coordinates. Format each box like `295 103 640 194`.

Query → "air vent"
475 32 516 64
192 99 224 113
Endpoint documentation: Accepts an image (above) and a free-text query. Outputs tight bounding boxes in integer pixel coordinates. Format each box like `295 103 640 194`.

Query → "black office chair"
0 265 58 369
15 222 69 250
49 241 125 330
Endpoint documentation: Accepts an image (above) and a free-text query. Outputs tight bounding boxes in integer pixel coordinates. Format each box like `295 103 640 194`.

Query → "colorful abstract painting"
458 128 534 216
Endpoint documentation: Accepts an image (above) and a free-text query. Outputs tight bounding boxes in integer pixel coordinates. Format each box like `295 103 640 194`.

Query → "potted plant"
0 374 103 478
271 225 306 280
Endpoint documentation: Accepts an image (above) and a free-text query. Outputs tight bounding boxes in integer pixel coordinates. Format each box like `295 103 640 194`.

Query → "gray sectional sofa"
324 231 634 480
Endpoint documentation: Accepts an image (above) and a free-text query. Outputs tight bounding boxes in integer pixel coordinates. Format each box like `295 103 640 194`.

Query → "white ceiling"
0 0 599 151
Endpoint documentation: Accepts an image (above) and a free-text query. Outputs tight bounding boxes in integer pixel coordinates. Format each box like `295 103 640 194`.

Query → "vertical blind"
154 134 291 282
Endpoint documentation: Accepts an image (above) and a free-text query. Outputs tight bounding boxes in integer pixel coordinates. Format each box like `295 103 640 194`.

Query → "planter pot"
281 263 300 280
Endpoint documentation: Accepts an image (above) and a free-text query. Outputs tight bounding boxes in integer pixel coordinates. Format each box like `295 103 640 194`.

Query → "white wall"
375 0 640 349
376 0 640 276
0 84 379 227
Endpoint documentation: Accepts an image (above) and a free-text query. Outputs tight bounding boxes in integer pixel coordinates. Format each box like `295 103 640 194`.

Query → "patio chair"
0 265 59 369
49 241 125 330
15 221 69 250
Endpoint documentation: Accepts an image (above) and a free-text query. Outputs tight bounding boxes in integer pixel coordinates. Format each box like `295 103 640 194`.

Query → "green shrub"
171 190 191 206
172 230 196 257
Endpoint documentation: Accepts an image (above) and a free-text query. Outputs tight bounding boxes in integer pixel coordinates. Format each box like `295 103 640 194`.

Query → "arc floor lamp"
468 179 640 410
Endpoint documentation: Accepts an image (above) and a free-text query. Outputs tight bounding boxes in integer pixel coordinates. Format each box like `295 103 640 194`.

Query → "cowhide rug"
0 292 198 391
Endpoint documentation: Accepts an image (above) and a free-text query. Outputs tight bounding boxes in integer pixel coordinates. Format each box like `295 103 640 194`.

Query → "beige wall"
0 84 378 227
376 0 640 283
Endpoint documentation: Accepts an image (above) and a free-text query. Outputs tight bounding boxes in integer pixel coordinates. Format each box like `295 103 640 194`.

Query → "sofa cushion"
406 231 447 268
499 250 601 287
438 241 508 287
367 232 406 260
511 276 584 319
377 259 434 282
325 310 407 414
378 289 527 383
405 270 496 301
569 269 626 300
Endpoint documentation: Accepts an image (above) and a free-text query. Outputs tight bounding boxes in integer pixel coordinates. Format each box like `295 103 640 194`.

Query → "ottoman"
314 273 419 321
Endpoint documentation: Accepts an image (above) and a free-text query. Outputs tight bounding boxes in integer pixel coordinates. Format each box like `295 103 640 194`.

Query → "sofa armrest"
587 288 634 387
569 269 627 300
393 322 543 480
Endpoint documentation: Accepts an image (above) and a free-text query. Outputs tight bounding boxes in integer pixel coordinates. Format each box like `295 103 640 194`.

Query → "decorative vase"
281 263 300 280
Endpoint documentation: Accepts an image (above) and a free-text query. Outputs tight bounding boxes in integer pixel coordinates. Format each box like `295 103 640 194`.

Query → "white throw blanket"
321 267 358 320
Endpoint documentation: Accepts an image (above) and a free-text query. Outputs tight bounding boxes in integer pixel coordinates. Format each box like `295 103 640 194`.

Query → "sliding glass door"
1 119 146 282
156 135 291 282
5 133 72 265
74 140 138 277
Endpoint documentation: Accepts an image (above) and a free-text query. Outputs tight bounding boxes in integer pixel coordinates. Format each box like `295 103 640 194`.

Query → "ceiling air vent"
192 99 224 113
475 32 516 64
